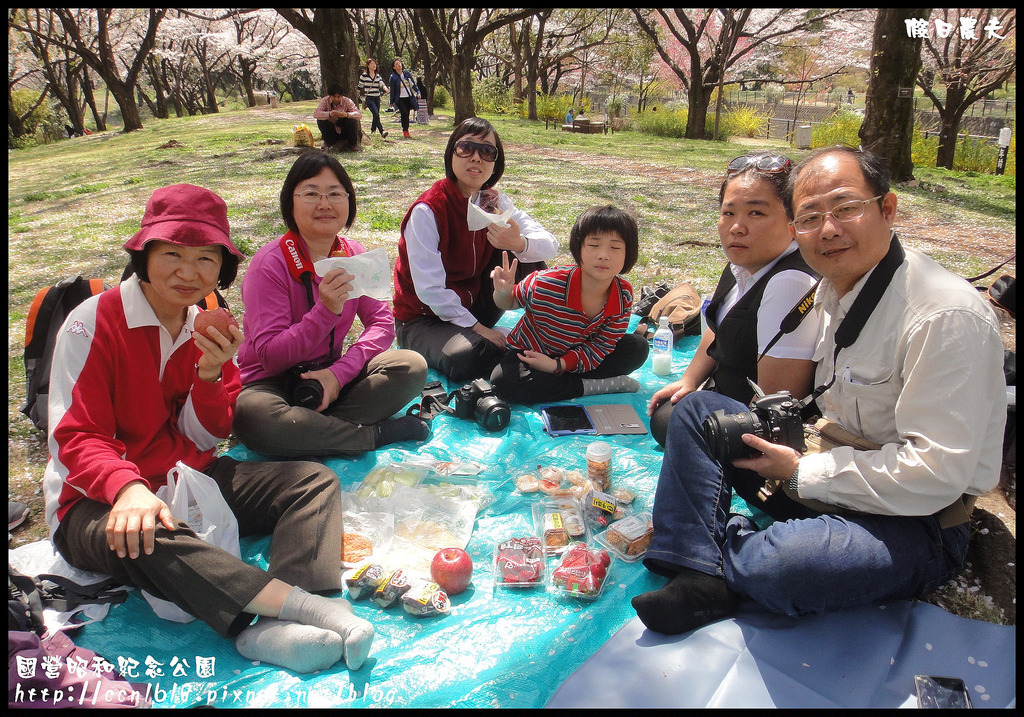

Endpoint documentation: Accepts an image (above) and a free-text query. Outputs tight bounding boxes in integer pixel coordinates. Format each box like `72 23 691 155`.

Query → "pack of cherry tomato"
493 536 546 588
549 542 613 601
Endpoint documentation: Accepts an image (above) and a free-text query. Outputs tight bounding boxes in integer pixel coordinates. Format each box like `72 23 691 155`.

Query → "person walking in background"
389 59 419 139
312 83 362 152
357 58 389 139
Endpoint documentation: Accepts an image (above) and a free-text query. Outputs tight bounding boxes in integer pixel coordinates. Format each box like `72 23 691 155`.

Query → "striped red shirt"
508 266 633 373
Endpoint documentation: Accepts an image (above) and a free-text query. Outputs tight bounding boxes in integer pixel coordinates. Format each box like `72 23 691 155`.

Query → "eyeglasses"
727 154 792 175
789 195 883 234
294 190 349 205
454 139 498 163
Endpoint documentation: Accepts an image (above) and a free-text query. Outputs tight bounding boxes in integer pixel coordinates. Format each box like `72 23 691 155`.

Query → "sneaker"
9 501 29 531
403 130 411 138
381 131 389 139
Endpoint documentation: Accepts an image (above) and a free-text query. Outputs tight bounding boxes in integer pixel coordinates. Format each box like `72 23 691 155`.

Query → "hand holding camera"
285 361 338 411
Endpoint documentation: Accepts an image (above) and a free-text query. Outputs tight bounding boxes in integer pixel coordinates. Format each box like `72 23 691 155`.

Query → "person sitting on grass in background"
489 205 649 405
647 153 819 447
233 151 428 458
313 82 362 152
43 183 376 674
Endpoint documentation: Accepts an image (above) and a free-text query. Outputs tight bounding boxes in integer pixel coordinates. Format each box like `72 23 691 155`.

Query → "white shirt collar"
729 241 800 294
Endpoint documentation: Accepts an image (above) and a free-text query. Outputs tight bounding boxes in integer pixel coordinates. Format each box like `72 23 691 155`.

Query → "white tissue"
467 194 514 231
313 247 393 301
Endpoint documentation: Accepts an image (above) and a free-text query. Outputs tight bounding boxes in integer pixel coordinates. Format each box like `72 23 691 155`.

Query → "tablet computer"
541 404 597 437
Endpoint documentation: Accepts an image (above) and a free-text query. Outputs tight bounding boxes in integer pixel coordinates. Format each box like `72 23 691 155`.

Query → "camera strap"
279 231 350 357
797 234 906 410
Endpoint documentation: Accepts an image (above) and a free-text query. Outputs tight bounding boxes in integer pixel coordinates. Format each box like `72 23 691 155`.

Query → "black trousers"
317 117 361 150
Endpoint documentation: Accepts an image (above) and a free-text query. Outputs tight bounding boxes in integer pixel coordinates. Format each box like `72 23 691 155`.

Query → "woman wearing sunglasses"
392 117 558 382
648 153 819 447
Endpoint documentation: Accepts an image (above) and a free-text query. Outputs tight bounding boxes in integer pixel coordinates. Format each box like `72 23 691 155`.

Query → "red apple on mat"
431 547 473 596
193 307 238 341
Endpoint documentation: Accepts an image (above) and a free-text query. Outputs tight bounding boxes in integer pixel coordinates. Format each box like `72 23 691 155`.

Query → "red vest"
392 178 493 322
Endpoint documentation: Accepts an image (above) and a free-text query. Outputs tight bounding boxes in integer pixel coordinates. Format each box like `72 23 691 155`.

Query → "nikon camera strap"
756 235 906 411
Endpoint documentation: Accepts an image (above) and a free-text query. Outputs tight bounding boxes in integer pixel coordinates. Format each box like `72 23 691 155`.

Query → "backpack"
21 271 228 433
20 276 109 432
634 282 703 342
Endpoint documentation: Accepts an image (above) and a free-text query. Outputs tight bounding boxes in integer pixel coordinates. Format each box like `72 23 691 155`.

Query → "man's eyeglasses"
294 190 349 205
454 139 498 163
727 154 792 175
789 195 883 234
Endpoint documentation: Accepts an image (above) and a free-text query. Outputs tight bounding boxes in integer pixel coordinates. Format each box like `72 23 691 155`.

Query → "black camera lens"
291 378 324 410
703 409 764 462
476 396 511 432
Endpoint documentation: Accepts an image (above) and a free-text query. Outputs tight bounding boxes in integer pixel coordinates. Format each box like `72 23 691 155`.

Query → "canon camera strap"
278 231 348 355
794 234 906 411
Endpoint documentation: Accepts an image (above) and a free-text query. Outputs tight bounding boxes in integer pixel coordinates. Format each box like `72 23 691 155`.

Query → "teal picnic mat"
69 314 717 708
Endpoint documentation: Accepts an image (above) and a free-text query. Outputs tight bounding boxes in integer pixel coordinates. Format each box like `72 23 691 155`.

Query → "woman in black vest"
648 154 819 447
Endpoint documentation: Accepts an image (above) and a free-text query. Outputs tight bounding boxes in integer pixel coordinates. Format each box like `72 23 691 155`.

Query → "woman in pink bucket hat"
42 183 377 674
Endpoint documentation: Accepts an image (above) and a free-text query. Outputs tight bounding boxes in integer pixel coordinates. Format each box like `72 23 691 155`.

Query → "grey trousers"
53 456 344 637
233 349 427 457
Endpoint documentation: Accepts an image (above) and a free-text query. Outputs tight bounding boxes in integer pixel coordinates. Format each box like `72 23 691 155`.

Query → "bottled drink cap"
658 316 670 328
587 441 612 460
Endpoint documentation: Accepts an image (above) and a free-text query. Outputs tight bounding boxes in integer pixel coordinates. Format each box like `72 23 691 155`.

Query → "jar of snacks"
586 441 613 490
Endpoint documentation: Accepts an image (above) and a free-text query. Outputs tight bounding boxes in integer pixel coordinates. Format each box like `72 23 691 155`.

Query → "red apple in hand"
430 547 473 596
193 307 238 341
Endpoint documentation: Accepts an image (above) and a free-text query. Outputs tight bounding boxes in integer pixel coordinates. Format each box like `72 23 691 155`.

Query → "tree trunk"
451 52 476 125
935 104 967 170
686 85 713 139
859 8 930 183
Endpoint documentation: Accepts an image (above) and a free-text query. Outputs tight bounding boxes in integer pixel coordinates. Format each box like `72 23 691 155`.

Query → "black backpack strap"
34 573 129 613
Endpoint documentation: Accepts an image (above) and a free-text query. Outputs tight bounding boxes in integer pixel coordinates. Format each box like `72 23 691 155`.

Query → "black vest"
705 249 817 405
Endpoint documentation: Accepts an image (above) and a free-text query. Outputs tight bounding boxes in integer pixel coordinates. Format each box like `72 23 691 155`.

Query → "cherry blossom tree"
631 8 856 139
914 8 1016 169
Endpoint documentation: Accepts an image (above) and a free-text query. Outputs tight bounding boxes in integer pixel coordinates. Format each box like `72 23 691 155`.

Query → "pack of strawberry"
550 542 612 600
493 536 546 587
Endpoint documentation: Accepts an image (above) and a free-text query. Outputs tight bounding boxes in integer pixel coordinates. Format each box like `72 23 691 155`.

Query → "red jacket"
392 178 494 322
43 277 240 533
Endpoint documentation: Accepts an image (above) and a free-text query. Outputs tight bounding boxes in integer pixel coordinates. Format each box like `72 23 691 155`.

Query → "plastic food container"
586 441 613 490
550 542 613 601
532 498 588 556
594 511 654 562
493 536 546 588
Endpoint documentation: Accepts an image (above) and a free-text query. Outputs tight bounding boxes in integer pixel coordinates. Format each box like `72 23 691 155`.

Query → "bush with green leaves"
473 76 515 115
718 106 770 139
9 90 66 149
432 86 449 108
810 110 862 148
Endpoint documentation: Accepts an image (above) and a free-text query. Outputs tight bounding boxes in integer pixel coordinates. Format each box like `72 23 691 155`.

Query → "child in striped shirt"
489 205 649 405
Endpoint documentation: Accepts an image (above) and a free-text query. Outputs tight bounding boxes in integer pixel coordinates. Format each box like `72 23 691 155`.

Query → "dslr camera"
702 391 806 463
407 380 453 420
451 378 511 432
284 361 331 409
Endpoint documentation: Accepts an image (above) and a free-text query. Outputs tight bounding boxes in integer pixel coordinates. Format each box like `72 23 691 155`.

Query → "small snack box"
550 542 613 601
594 511 654 562
582 488 631 530
532 498 588 556
401 579 452 617
493 536 546 588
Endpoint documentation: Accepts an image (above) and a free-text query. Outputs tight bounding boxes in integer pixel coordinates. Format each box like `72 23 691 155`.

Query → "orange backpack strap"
24 287 49 347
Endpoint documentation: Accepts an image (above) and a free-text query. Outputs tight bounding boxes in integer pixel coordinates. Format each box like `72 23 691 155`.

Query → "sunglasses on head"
727 154 792 175
454 139 498 163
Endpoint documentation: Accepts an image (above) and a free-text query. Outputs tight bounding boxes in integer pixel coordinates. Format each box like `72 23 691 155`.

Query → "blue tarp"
51 311 1015 708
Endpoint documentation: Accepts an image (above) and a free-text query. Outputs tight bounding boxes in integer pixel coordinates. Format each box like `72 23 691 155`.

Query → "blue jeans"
646 391 972 617
365 96 384 135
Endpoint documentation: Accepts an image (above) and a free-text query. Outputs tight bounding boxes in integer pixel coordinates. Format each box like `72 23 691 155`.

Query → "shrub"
474 76 515 115
432 86 449 108
632 106 688 138
9 90 66 149
810 110 862 148
718 106 770 139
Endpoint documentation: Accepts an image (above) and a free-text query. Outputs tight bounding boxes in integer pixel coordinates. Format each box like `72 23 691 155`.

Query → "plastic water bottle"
652 316 673 376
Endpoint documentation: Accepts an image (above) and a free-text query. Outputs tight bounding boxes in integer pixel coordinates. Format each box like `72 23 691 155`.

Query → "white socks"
278 587 376 670
235 618 344 674
582 375 641 396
